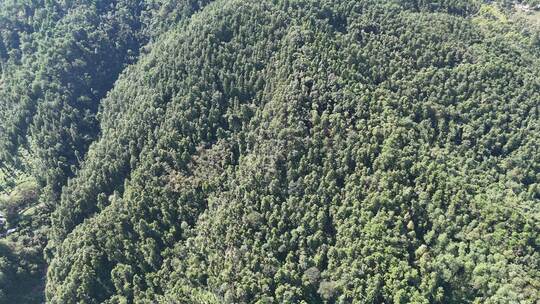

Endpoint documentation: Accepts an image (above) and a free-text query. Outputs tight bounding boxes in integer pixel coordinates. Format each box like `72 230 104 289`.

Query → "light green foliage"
0 178 38 225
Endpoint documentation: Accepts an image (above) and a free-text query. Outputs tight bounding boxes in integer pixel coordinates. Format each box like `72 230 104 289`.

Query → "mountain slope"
44 0 540 303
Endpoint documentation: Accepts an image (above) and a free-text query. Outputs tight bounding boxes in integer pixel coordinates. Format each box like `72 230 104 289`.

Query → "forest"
0 0 539 303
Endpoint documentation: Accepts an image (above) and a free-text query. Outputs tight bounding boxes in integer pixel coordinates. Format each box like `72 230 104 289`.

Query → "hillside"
1 0 540 303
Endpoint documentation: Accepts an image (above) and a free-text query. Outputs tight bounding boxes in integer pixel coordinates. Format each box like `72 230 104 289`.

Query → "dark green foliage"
0 0 215 199
0 0 215 302
1 0 539 303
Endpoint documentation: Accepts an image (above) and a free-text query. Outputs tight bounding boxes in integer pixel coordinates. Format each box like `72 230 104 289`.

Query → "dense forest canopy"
0 0 539 303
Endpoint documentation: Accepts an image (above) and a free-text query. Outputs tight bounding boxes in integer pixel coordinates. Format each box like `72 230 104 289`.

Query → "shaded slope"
0 0 215 198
